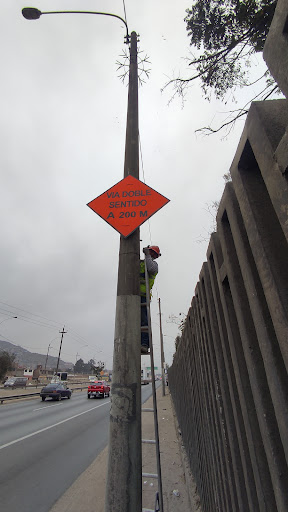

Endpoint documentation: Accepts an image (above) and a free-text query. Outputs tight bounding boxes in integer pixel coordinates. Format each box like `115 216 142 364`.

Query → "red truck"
87 381 110 399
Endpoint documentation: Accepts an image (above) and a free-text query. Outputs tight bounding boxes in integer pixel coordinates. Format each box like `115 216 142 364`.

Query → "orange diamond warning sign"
87 175 170 238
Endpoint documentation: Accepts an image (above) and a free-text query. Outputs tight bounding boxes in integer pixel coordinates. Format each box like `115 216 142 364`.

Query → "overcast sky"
0 0 266 369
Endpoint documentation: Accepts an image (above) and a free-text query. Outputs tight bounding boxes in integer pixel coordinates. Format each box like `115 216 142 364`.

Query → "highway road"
0 383 157 512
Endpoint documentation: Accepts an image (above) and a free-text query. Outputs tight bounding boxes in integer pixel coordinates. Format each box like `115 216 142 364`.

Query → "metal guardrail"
0 392 40 404
0 380 91 390
0 385 90 404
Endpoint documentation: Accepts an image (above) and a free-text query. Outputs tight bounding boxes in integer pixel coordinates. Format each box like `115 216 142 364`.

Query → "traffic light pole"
105 31 142 512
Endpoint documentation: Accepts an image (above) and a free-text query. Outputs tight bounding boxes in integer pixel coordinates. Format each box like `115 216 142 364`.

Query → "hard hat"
149 245 161 258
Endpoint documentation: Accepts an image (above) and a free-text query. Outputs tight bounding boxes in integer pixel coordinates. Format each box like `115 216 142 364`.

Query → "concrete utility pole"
21 8 141 509
44 342 52 374
158 298 166 397
105 31 142 512
55 326 67 375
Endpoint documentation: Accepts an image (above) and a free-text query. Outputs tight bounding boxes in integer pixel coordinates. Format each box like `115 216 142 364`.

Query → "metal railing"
169 96 288 512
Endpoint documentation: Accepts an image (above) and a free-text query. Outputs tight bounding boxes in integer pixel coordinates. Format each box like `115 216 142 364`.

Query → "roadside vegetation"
164 0 279 134
0 351 15 381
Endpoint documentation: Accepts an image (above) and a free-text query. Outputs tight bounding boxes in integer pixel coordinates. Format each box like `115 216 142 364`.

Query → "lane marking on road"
0 401 110 451
33 397 110 412
33 403 62 411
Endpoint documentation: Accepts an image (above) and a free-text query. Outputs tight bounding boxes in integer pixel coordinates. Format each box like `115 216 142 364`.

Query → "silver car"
4 377 28 389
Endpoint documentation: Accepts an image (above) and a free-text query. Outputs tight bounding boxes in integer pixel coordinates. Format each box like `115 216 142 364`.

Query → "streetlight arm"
22 8 129 42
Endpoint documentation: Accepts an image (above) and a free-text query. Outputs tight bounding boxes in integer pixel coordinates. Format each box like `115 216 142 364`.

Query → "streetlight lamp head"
22 7 42 20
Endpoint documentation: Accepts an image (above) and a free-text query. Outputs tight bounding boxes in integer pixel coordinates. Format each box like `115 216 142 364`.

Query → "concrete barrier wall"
168 3 288 509
263 0 288 100
168 97 288 512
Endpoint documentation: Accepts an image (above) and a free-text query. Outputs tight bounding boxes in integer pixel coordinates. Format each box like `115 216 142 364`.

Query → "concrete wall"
169 3 288 510
264 0 288 99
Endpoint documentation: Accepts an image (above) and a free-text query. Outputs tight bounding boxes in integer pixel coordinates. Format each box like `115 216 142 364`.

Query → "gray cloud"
0 1 252 369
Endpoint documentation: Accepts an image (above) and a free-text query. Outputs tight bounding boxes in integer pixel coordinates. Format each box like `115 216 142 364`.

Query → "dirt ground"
49 386 202 512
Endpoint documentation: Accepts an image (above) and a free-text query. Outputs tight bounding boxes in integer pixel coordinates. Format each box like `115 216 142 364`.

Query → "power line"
139 128 160 302
0 300 100 350
139 131 153 246
122 0 128 28
139 132 146 183
0 301 61 328
0 308 61 331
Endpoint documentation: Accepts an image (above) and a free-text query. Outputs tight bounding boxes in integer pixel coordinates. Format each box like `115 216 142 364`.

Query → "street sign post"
87 175 170 237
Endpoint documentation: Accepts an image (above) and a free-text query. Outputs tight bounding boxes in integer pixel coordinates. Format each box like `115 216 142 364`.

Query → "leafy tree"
0 351 16 381
164 0 279 134
168 313 187 332
90 360 105 378
74 358 105 376
74 358 85 374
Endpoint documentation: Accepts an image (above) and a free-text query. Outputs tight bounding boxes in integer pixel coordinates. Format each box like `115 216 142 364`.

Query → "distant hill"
0 340 73 370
